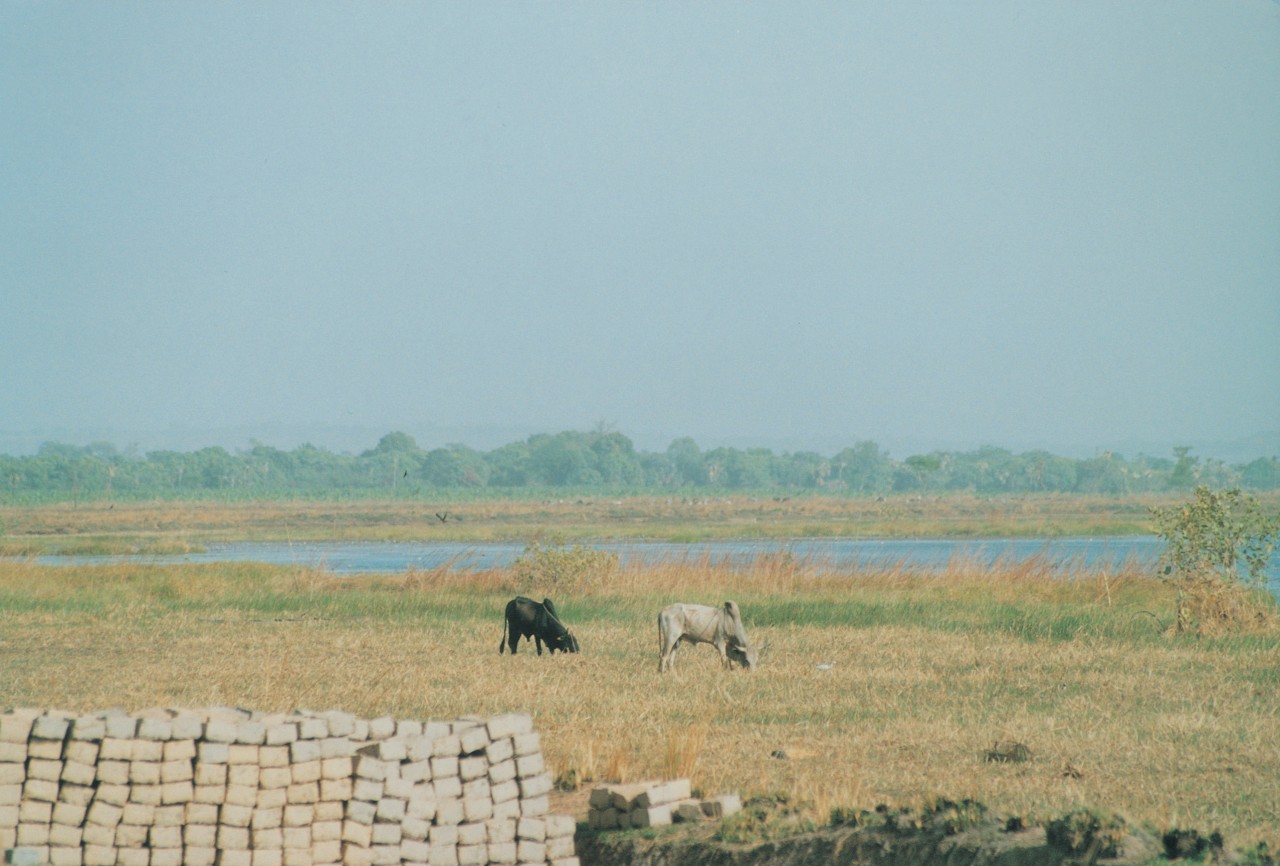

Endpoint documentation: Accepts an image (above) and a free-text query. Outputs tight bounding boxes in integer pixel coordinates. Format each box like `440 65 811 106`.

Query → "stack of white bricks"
0 707 577 866
586 780 740 830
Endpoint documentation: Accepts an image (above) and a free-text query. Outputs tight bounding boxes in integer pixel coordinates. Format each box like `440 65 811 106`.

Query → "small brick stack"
0 707 577 866
586 780 740 830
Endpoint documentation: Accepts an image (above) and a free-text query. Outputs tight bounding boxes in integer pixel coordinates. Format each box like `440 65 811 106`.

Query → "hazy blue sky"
3 2 1278 459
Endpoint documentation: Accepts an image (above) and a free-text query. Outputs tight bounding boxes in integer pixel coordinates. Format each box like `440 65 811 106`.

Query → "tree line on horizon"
2 430 1278 502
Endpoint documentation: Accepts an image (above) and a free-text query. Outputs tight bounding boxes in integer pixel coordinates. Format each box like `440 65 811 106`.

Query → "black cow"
499 596 581 655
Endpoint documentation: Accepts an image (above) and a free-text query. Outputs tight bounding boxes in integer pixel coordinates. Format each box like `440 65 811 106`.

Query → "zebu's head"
727 642 758 671
556 631 581 654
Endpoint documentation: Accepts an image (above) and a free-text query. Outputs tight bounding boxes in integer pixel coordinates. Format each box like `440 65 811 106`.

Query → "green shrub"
510 537 619 594
1046 809 1127 858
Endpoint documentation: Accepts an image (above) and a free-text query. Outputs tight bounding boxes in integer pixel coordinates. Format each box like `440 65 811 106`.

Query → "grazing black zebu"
499 596 581 655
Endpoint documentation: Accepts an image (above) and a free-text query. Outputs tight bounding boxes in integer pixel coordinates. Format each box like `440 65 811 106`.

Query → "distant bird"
816 663 833 671
435 512 449 523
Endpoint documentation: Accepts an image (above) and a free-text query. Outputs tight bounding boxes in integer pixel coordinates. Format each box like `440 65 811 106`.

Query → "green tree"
1169 446 1199 489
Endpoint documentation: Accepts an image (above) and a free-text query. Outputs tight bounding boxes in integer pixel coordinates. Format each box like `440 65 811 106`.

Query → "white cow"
657 600 761 673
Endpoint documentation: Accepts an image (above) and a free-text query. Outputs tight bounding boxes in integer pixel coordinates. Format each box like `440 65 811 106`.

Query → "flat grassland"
2 551 1278 848
0 492 1195 554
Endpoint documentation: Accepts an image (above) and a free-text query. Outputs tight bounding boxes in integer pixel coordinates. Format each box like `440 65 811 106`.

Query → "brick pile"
585 780 740 830
0 707 577 866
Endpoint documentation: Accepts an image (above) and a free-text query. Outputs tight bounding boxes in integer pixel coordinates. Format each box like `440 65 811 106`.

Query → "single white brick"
136 718 173 741
486 715 532 741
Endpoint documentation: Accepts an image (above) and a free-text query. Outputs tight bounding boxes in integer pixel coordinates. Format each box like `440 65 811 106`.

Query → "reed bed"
1 556 1278 849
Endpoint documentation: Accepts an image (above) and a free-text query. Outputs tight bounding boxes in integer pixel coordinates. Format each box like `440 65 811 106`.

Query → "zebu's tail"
499 612 508 654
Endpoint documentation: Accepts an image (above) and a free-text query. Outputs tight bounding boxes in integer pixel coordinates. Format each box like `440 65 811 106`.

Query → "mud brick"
369 823 400 845
131 740 163 762
185 847 217 866
311 820 342 843
366 717 396 741
374 798 405 823
487 841 517 865
92 784 128 807
283 804 314 827
511 731 540 757
120 801 155 825
514 753 544 778
546 835 576 859
313 712 355 738
673 800 705 823
129 761 161 785
352 756 391 782
256 787 288 810
601 782 650 812
0 763 22 785
701 793 741 818
27 739 65 760
340 819 373 847
228 764 259 787
345 800 376 826
193 784 227 804
234 722 266 745
95 760 128 785
296 717 328 741
0 803 18 827
80 822 115 847
491 798 521 821
314 801 344 823
461 796 491 823
459 756 487 781
404 793 435 823
520 795 549 818
197 741 230 763
430 756 459 779
486 715 532 742
20 801 52 823
516 817 545 841
31 715 71 742
56 783 93 807
457 844 486 866
351 779 383 803
264 722 298 747
399 759 430 784
403 738 433 764
424 843 456 866
169 715 203 742
252 826 284 850
431 735 461 758
516 838 546 862
185 823 218 848
261 767 292 789
635 779 690 809
631 803 673 828
462 778 490 802
319 778 352 803
0 784 22 806
225 784 258 808
319 738 352 760
149 850 182 866
291 762 321 786
369 845 399 866
48 847 83 866
457 726 489 756
98 739 132 761
28 758 63 782
136 718 172 741
252 851 283 866
433 777 462 800
82 845 116 866
320 757 351 780
217 824 250 849
63 739 99 765
215 850 252 866
23 778 59 802
116 845 150 866
129 784 163 805
149 824 183 848
282 825 311 850
310 840 340 864
86 800 125 830
221 804 253 828
550 857 581 866
484 737 514 765
115 824 149 847
545 814 575 839
488 777 519 803
102 714 136 740
0 709 40 743
252 806 284 830
183 802 218 825
67 715 105 742
16 822 50 846
194 762 227 786
400 817 430 841
399 838 429 863
435 798 464 826
518 772 553 799
228 744 260 765
203 720 239 743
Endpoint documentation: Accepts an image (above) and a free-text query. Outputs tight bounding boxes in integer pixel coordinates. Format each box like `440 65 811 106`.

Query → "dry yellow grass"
1 557 1277 849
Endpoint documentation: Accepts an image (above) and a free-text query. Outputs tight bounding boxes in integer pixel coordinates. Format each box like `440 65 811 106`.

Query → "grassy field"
0 492 1211 555
2 554 1278 851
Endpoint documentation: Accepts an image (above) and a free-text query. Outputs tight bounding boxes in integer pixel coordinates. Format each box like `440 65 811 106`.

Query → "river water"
33 536 1280 594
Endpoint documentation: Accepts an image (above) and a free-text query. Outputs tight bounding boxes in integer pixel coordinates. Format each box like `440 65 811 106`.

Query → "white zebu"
657 600 761 672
